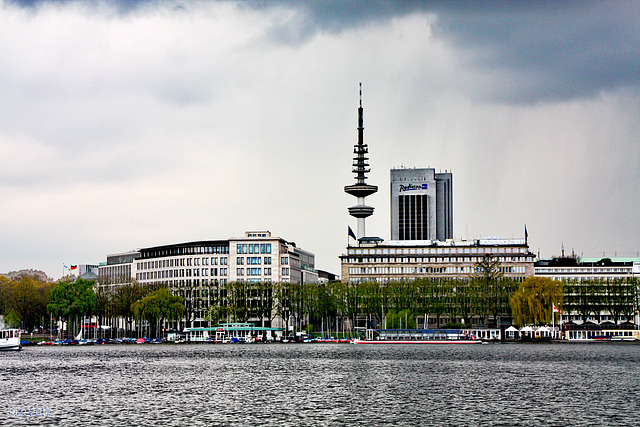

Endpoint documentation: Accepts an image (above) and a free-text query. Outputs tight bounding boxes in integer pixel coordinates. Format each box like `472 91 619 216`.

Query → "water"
2 343 639 426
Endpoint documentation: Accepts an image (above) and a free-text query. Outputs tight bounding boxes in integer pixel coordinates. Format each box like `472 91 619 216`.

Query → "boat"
352 328 483 345
563 328 639 342
0 329 22 351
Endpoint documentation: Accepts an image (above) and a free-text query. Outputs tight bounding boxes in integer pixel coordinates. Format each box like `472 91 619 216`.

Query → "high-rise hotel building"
390 168 453 242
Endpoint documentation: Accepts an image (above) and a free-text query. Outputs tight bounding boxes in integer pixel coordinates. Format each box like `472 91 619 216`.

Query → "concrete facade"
340 238 535 283
390 168 453 242
98 231 318 327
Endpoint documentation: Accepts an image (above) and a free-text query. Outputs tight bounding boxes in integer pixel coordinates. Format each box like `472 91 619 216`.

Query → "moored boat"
0 329 22 351
563 328 639 342
352 328 485 344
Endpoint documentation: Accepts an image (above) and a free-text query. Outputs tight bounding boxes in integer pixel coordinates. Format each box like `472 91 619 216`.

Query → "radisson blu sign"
399 183 428 192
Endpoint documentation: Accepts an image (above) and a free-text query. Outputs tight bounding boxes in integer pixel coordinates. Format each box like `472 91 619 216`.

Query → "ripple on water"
1 343 640 426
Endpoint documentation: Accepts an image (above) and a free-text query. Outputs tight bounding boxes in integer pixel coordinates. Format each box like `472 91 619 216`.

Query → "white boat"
352 328 483 344
0 329 22 351
352 339 482 344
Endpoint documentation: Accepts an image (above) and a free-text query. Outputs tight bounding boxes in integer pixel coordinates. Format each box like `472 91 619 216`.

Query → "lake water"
2 343 639 426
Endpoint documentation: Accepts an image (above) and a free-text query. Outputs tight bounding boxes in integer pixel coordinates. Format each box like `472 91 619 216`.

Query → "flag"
70 265 78 271
553 304 561 314
524 224 528 244
63 264 70 271
348 226 356 240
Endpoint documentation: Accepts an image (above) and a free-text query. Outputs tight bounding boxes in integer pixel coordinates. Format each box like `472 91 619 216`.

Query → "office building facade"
341 238 535 283
98 231 318 327
390 168 453 242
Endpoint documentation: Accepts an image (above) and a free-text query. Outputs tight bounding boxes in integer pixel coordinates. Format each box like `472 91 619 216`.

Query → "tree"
509 277 562 326
1 276 53 332
603 278 637 324
0 276 12 318
132 287 184 338
225 281 249 322
48 278 98 338
253 280 274 327
112 282 148 335
471 255 504 325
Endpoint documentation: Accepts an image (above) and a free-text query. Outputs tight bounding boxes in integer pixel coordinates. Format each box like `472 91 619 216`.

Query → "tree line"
0 275 184 338
2 265 639 336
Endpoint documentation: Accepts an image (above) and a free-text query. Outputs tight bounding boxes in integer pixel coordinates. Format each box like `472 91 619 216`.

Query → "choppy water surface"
2 343 639 426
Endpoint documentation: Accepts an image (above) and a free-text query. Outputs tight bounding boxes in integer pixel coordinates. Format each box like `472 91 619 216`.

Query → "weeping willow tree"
509 277 563 326
132 287 184 338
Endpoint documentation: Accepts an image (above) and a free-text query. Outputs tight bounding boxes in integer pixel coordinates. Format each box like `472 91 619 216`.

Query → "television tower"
344 83 378 241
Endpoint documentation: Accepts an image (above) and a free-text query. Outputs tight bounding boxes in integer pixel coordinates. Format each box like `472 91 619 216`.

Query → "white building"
98 231 318 327
340 237 535 283
534 256 640 281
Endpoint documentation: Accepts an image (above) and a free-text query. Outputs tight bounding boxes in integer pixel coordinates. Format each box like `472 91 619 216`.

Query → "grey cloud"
251 1 640 103
8 1 638 103
435 2 640 103
6 0 158 13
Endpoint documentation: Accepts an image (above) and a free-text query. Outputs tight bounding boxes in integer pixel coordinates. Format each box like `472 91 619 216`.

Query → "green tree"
3 277 53 332
509 277 562 326
48 278 98 338
0 276 12 318
471 255 504 325
225 281 249 322
253 280 274 327
112 282 148 335
332 281 362 335
132 287 184 338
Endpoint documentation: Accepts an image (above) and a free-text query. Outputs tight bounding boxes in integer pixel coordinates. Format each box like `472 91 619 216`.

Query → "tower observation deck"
344 84 378 240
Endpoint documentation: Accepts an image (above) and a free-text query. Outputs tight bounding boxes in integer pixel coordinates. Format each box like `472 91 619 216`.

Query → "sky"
1 0 639 280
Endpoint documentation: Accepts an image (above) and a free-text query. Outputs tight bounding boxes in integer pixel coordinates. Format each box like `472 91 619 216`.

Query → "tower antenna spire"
345 83 378 241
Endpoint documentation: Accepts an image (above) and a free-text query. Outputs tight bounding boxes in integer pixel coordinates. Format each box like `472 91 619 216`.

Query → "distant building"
77 264 99 280
340 237 535 283
535 256 640 328
98 231 319 328
534 256 640 281
318 269 339 284
390 168 453 242
99 251 141 290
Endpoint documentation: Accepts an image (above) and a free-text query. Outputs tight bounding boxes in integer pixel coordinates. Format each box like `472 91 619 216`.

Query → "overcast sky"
2 0 639 280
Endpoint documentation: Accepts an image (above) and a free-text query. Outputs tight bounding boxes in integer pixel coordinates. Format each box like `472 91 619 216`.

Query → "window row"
346 256 531 264
236 268 272 276
236 257 271 265
137 268 228 280
138 257 228 270
237 243 272 254
348 247 528 255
